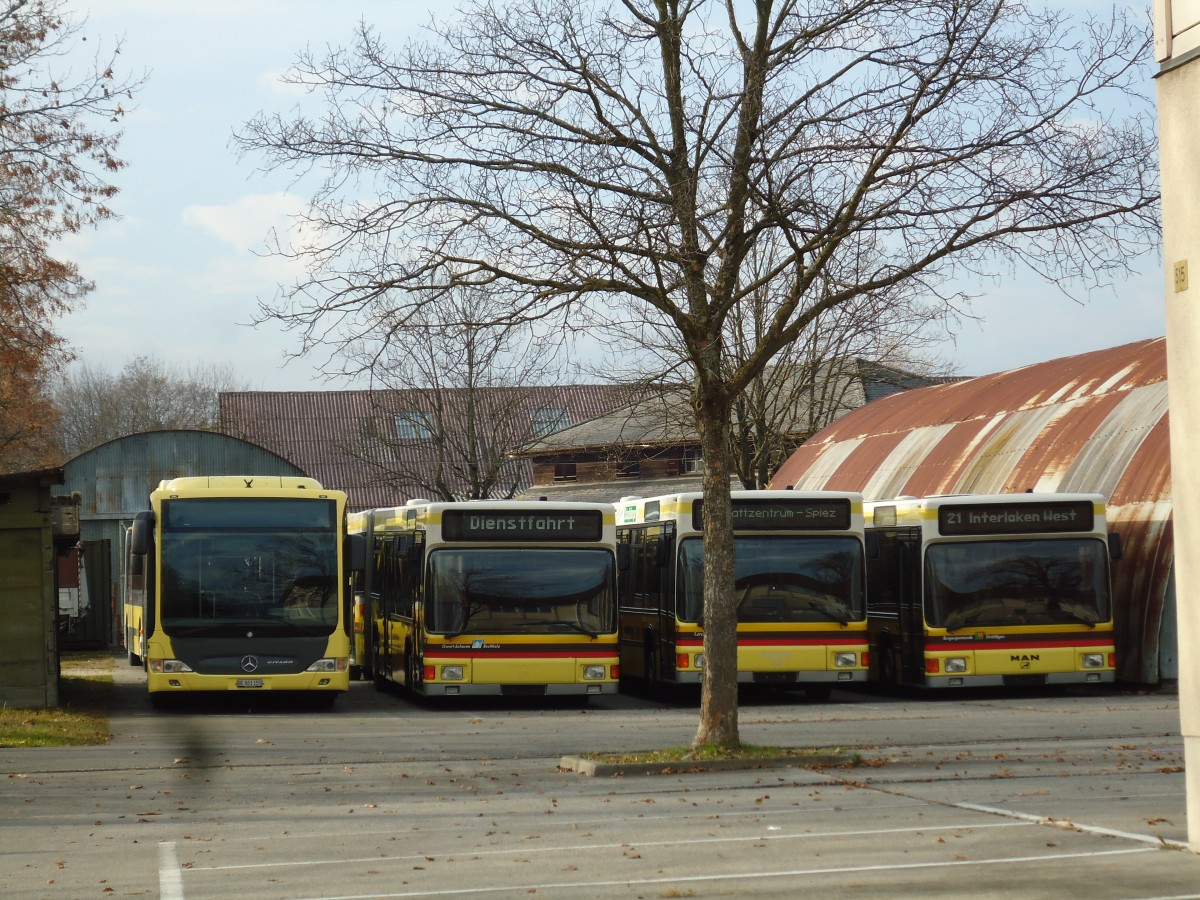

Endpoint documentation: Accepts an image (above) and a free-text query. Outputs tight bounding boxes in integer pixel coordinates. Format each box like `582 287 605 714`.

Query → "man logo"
241 655 259 673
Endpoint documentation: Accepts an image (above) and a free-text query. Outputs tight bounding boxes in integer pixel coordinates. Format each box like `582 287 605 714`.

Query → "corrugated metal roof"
769 337 1172 684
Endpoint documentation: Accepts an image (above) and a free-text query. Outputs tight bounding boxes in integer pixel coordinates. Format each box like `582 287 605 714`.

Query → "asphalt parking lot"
2 660 1198 899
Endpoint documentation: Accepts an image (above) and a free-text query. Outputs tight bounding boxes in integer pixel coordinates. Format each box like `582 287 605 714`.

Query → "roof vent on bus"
407 498 431 507
618 496 642 503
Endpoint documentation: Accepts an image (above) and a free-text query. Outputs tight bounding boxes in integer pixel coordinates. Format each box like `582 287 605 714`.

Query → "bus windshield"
677 535 865 625
426 548 615 637
924 538 1110 630
159 498 339 637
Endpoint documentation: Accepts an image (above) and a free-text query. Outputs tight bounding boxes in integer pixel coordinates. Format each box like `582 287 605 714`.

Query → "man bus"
865 492 1121 688
350 499 621 699
615 490 869 699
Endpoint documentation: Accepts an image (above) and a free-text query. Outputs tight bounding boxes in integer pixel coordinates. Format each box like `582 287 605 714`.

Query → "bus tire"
372 632 387 691
804 684 833 702
879 639 896 689
644 644 660 697
128 649 141 667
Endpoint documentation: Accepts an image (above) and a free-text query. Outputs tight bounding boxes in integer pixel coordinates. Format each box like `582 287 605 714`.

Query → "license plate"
236 679 264 688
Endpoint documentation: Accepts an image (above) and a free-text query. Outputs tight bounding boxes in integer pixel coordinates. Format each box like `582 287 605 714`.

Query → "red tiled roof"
218 386 634 511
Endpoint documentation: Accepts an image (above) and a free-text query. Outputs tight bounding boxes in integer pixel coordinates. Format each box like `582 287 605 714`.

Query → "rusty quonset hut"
769 337 1173 685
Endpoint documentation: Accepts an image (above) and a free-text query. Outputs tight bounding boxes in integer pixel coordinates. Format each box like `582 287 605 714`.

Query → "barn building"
769 338 1173 685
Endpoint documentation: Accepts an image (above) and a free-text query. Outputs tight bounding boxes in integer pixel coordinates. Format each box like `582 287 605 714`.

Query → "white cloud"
181 193 308 253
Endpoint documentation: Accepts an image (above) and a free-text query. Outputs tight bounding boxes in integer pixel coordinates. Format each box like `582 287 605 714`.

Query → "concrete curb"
558 751 855 777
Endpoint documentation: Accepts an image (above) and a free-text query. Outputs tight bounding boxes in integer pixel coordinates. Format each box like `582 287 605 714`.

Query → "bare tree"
53 356 249 457
343 287 570 500
728 235 953 488
237 0 1158 747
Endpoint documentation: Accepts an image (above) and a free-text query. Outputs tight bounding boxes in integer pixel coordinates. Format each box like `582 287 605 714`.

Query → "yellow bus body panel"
736 643 867 671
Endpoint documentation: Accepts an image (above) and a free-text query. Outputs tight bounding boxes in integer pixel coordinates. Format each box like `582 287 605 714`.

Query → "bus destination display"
937 500 1094 536
442 509 603 542
692 498 851 531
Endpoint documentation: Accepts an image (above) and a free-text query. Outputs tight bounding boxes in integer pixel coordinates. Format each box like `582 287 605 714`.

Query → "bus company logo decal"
241 656 259 673
473 639 484 649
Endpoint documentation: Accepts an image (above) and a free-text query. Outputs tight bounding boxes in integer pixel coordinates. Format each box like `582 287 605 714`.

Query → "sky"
51 1 1165 391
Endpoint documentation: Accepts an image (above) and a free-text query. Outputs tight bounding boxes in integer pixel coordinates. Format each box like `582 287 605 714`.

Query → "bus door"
651 522 676 682
896 531 924 684
618 522 674 682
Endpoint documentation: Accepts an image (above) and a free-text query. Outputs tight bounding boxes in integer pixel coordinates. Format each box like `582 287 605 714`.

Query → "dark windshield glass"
426 548 615 636
677 535 865 625
160 499 338 637
924 538 1110 629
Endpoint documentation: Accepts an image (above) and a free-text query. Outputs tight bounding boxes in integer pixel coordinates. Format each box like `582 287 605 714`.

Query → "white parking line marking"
158 841 185 900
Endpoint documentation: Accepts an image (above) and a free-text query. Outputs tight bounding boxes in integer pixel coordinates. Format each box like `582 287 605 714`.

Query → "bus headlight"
834 652 857 667
1081 653 1105 669
944 657 968 674
149 659 193 674
440 665 465 681
305 658 349 673
582 665 606 680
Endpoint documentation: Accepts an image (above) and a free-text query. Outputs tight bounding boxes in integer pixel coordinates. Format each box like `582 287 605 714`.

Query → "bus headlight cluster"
944 657 968 674
149 659 193 674
1081 653 1105 669
306 658 349 673
440 665 465 681
833 652 857 668
582 665 606 681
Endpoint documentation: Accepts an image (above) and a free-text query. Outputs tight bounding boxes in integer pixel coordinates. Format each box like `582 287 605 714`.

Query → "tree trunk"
692 381 740 749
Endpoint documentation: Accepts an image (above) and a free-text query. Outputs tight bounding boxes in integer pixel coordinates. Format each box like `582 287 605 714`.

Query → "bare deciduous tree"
727 236 953 488
53 356 249 457
343 287 570 501
237 0 1158 747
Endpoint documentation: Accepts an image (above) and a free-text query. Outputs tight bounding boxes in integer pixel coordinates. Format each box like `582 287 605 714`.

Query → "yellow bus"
615 491 870 699
128 475 364 707
349 499 621 699
865 493 1121 689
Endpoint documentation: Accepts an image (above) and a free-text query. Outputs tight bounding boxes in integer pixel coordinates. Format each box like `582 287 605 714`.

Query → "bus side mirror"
616 543 631 572
1108 531 1123 562
130 510 154 556
345 533 366 572
655 536 673 568
865 532 880 561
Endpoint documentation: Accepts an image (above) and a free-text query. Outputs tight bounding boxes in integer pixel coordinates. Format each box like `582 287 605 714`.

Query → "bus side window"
645 527 667 612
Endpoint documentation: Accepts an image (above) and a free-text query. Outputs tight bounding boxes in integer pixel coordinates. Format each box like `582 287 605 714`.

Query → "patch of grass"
581 742 860 766
0 652 114 748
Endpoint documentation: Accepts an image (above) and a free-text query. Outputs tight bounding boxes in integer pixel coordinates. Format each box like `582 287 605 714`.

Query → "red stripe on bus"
925 637 1114 651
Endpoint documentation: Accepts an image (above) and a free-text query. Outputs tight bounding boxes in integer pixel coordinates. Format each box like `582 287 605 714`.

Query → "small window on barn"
683 447 704 473
617 460 641 479
554 463 577 482
395 411 433 440
531 407 570 437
